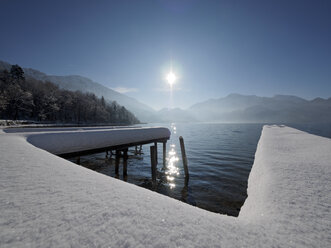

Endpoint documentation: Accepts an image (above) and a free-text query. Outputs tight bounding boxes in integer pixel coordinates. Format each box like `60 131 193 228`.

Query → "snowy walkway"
0 126 330 247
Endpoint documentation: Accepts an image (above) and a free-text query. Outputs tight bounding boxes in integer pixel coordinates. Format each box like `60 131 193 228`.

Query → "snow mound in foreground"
0 126 330 247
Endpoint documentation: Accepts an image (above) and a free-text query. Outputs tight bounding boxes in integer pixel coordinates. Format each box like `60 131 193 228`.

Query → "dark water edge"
67 122 331 216
287 122 331 139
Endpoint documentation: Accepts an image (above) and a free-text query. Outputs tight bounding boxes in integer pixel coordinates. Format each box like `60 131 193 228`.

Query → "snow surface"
4 126 135 133
5 127 171 155
0 126 330 247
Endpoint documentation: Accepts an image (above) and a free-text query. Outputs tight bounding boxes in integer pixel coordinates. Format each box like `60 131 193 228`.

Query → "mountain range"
1 60 330 123
188 93 331 123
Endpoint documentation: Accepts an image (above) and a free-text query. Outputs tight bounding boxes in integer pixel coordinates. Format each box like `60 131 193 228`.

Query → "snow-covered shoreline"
0 126 330 247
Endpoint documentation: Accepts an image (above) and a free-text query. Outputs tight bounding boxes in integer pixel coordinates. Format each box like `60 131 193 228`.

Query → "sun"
166 71 177 86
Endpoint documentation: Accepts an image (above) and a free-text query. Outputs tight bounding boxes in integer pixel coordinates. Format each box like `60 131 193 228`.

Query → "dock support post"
150 146 157 184
135 146 138 155
179 136 189 184
163 141 166 169
76 156 80 165
154 142 158 165
106 150 113 159
123 149 128 177
115 150 120 175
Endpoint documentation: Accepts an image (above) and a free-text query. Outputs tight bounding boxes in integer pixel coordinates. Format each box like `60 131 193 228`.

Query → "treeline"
0 65 139 124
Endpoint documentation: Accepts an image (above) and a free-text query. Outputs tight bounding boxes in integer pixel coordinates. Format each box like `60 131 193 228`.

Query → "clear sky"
1 0 330 109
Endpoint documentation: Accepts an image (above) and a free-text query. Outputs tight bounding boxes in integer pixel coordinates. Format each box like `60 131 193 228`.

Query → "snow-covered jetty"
1 126 330 247
4 126 171 156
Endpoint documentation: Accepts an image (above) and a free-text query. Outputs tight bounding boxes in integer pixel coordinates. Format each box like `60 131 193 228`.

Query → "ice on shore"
0 126 330 247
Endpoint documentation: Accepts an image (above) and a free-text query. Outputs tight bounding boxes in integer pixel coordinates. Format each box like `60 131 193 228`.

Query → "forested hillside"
0 65 139 125
0 60 158 123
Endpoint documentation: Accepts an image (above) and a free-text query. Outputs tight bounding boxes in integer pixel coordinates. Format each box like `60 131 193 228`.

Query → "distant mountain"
189 93 265 120
157 108 197 123
0 60 158 122
2 60 330 124
189 94 331 123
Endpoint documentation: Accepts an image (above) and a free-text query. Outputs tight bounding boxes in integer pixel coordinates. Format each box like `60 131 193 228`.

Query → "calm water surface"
68 123 331 216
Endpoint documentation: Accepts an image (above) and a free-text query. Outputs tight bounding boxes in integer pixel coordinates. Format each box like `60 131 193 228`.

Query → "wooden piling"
163 141 166 169
154 142 158 165
115 150 120 175
179 136 189 182
150 146 157 183
76 156 80 165
123 149 128 176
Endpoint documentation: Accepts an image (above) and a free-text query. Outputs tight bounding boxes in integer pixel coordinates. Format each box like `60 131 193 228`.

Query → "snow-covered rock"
0 126 330 247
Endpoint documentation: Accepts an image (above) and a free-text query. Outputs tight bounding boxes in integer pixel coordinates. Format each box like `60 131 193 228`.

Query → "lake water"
68 122 331 216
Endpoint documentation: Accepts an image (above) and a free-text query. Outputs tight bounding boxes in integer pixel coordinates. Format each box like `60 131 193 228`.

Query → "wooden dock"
63 137 169 179
21 127 171 179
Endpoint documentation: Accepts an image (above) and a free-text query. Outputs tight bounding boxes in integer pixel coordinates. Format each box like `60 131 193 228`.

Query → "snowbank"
0 126 330 247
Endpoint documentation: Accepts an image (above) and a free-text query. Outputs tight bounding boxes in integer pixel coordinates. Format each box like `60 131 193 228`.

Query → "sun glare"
166 71 176 86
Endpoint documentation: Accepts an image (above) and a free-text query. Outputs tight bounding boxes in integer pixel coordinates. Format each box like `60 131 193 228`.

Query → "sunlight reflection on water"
165 124 180 189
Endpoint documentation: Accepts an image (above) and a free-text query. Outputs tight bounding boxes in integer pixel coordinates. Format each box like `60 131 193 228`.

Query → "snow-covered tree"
0 64 140 124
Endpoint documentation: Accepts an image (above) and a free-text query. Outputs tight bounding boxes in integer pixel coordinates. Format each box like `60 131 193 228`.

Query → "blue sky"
1 0 330 109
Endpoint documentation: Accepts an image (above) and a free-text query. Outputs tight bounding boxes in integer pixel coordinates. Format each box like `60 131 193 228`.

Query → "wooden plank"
59 138 169 158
